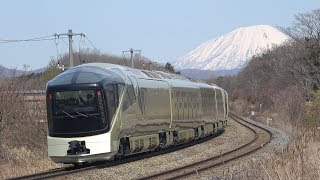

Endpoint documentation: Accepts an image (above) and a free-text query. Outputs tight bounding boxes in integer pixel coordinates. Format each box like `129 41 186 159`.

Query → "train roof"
74 63 223 90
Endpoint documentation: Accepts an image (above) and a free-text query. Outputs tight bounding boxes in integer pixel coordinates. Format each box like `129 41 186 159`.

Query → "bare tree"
282 9 320 42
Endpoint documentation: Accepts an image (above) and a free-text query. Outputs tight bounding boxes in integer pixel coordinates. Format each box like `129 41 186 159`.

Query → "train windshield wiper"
75 111 88 117
60 109 75 119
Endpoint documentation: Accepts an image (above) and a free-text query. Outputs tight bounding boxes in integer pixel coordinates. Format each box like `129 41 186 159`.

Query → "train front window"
49 89 108 137
53 90 98 116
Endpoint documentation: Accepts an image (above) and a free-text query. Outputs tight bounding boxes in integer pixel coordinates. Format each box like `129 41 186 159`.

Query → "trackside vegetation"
208 9 320 179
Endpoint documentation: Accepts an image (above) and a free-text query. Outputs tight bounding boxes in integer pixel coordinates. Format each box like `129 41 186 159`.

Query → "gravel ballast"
71 118 259 179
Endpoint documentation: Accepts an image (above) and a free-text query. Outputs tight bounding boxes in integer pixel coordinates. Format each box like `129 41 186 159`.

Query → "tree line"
17 49 178 90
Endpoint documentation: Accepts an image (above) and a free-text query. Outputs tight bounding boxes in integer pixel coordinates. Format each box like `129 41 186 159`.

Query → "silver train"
46 63 228 164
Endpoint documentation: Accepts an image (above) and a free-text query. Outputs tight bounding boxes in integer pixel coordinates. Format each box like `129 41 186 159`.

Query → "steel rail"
137 113 272 180
9 113 267 180
9 129 225 179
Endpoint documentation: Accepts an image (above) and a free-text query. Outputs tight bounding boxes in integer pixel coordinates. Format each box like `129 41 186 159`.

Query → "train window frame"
138 87 147 114
127 84 136 104
122 88 130 111
141 71 154 78
105 83 121 123
105 84 116 108
148 71 162 79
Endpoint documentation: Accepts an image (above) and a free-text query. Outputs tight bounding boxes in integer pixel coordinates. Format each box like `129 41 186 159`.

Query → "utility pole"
54 29 85 68
68 30 74 67
122 48 141 68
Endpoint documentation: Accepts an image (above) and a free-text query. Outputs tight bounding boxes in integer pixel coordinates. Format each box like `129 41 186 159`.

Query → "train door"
214 88 218 121
223 90 229 119
128 76 145 119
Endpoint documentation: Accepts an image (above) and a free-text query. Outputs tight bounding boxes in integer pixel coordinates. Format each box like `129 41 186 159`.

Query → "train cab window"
128 85 136 103
52 90 99 115
48 72 74 86
49 89 108 136
141 71 153 78
122 91 130 111
76 72 106 84
105 84 119 122
105 84 116 108
148 72 162 79
48 66 114 86
122 84 136 111
47 66 126 137
117 84 125 97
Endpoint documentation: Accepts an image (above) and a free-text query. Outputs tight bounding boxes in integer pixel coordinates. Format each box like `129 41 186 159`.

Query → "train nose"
67 140 90 155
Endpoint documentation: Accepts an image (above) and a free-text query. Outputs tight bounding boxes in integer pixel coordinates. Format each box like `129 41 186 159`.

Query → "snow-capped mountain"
174 25 290 71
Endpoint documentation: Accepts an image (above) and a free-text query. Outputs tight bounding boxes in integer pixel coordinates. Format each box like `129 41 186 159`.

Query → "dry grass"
0 75 61 179
0 98 59 179
226 129 320 179
0 73 318 179
0 146 60 179
225 100 320 179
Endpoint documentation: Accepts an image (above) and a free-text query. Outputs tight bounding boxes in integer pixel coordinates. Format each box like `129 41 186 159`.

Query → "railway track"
9 132 224 180
9 113 271 180
138 113 272 179
9 167 74 180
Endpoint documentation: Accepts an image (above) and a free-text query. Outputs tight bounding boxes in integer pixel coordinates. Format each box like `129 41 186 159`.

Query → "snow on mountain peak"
174 25 290 71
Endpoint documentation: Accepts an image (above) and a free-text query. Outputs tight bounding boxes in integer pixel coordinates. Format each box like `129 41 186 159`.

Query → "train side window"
105 84 119 121
122 90 130 111
122 85 136 111
138 88 147 114
141 71 153 78
117 84 125 98
127 84 136 104
176 91 180 101
105 84 115 108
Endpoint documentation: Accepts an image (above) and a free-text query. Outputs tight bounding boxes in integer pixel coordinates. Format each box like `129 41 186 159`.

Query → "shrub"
305 91 320 126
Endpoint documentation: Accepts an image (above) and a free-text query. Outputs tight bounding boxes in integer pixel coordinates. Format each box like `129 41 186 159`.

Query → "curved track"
138 113 272 179
9 113 271 180
9 132 225 180
8 165 98 180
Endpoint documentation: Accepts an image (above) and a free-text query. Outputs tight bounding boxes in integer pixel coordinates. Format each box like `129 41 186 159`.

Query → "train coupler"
67 140 90 155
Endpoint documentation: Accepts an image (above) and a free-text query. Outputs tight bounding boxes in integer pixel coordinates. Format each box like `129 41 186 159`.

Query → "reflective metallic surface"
46 63 228 163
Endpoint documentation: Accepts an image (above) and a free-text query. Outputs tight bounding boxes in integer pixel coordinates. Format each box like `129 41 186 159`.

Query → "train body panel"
119 77 172 137
47 132 117 163
46 63 228 163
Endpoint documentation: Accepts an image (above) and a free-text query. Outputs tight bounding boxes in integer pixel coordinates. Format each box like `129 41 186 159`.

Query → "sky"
1 0 320 70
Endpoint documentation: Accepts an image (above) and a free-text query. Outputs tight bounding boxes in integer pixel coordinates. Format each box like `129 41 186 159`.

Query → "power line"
0 38 55 43
1 31 101 69
54 35 64 60
54 29 85 68
0 35 52 41
122 48 142 68
59 37 69 46
0 35 55 43
84 36 99 51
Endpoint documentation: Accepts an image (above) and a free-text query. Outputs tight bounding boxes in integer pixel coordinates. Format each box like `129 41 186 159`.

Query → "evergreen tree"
165 62 175 73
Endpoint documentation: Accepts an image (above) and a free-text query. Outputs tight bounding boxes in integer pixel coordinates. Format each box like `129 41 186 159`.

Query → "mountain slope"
174 25 290 71
0 65 45 77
